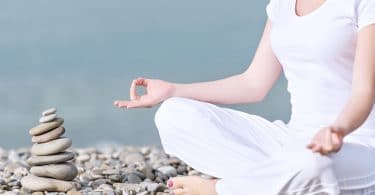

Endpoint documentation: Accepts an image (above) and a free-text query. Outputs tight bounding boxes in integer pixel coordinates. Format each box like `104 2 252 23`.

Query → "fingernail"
167 180 173 188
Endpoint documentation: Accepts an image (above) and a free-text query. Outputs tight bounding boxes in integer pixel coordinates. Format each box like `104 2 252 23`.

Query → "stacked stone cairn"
21 108 79 192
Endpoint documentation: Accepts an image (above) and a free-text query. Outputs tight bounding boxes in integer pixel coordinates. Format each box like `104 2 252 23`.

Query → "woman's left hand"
307 126 347 155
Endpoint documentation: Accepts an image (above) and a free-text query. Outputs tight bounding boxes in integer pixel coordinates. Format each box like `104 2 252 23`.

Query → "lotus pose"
114 0 375 194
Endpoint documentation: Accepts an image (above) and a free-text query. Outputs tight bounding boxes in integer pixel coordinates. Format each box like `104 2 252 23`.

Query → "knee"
284 146 334 180
297 150 334 180
154 97 203 132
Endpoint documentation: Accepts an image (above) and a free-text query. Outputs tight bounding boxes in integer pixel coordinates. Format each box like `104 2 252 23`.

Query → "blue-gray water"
0 0 290 148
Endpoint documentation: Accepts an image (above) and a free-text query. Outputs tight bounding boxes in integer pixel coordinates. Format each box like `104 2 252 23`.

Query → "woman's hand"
306 126 346 155
114 77 175 109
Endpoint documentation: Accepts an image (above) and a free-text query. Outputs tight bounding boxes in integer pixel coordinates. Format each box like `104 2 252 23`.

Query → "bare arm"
172 20 282 104
114 20 283 108
333 25 375 134
307 24 375 155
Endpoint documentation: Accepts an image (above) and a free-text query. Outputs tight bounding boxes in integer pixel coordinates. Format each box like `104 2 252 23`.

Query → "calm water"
0 0 290 148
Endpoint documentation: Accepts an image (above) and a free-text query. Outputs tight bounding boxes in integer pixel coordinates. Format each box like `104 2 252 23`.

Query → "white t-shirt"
266 0 375 136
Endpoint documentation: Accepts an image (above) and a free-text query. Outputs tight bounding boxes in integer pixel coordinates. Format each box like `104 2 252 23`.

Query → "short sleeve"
357 0 375 30
266 0 278 22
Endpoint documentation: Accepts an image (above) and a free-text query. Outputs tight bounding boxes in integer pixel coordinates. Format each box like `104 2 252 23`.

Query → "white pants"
154 97 375 195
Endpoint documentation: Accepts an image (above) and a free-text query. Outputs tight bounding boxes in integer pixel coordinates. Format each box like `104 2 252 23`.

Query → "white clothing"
267 0 375 135
153 0 375 194
155 97 375 194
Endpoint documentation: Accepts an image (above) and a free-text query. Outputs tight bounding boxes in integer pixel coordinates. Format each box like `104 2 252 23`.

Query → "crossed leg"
154 97 375 195
154 97 291 194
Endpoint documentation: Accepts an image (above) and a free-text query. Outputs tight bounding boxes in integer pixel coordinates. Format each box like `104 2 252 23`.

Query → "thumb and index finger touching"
114 77 149 108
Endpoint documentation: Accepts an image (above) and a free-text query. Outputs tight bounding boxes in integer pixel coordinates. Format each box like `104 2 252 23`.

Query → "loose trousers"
154 97 375 195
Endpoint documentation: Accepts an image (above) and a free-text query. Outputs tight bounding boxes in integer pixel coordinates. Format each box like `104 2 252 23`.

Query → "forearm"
171 73 264 104
332 91 375 135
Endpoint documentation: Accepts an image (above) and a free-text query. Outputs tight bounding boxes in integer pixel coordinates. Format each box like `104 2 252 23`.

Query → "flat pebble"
39 114 57 123
32 126 65 143
96 184 113 191
76 153 90 162
42 108 57 116
67 191 82 195
29 118 64 136
27 152 75 166
21 175 79 192
31 137 72 155
3 192 19 195
30 162 78 181
121 152 145 164
31 192 45 195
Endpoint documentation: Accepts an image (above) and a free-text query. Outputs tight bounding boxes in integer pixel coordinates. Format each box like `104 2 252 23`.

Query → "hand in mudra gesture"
307 126 347 155
114 77 175 109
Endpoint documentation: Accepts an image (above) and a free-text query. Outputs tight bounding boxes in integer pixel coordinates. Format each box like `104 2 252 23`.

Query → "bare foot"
167 176 218 195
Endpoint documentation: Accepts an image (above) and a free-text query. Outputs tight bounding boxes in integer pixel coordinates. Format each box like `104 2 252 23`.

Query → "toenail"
167 180 173 188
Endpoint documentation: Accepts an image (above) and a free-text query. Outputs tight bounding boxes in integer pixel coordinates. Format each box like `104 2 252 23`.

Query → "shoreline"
0 145 213 195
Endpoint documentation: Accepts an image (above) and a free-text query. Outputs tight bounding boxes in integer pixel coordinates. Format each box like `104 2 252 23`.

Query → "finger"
135 77 148 86
321 145 333 155
331 133 340 146
130 79 138 101
114 100 131 108
322 128 333 152
312 144 321 153
172 188 188 195
130 78 149 101
331 133 342 152
307 142 315 149
127 100 151 108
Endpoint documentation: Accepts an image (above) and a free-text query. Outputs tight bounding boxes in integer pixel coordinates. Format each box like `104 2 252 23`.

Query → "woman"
114 0 375 194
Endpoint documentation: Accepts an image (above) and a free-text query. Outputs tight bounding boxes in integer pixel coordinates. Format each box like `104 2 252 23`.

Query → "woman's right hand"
113 77 176 109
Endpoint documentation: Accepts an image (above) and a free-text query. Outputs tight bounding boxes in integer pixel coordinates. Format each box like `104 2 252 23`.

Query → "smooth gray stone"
125 173 142 184
42 108 57 116
30 162 78 181
21 175 78 192
39 114 57 123
27 152 75 166
32 126 65 143
157 166 177 177
31 138 72 156
29 118 64 136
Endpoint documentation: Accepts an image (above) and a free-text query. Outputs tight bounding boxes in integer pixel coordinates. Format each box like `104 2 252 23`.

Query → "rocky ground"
0 145 214 195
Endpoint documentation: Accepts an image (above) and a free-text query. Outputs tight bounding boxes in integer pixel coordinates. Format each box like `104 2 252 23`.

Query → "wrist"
169 83 179 97
330 123 352 136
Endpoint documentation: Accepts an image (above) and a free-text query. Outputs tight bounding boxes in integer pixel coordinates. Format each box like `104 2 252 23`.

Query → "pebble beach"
0 145 213 195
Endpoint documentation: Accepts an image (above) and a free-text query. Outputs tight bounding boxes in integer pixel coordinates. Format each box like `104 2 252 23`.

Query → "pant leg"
154 97 291 178
330 136 375 194
216 134 375 195
215 137 340 195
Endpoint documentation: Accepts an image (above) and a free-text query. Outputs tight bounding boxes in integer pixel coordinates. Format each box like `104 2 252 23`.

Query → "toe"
172 188 188 195
168 176 189 189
